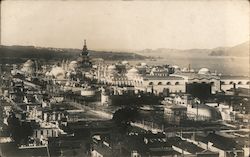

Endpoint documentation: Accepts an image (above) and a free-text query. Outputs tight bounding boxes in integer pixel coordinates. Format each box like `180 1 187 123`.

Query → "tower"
77 39 92 69
81 40 89 56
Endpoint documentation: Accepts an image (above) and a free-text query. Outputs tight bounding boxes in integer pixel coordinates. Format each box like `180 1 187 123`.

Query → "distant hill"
136 41 249 58
210 41 249 57
0 45 148 64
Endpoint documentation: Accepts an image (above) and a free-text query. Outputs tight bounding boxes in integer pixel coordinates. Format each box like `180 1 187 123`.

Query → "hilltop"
0 45 148 64
137 41 249 58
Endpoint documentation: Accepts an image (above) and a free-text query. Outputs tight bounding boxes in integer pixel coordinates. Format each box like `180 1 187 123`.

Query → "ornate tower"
81 40 89 56
77 40 92 69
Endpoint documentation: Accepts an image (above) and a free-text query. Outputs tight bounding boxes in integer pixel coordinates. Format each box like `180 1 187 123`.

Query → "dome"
108 65 116 71
121 60 128 65
107 65 117 76
69 60 78 70
198 68 210 75
172 65 180 69
128 67 139 74
126 68 140 78
151 67 157 72
21 59 35 74
70 61 78 64
49 66 66 79
23 59 34 67
182 68 188 72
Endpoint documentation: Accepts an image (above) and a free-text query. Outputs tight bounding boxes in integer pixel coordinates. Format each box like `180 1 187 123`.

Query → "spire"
83 39 87 50
81 39 89 57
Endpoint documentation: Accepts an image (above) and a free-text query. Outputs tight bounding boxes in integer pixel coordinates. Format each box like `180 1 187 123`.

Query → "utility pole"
46 145 50 157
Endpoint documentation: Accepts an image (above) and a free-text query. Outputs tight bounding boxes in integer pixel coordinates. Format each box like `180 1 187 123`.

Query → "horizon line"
0 40 248 52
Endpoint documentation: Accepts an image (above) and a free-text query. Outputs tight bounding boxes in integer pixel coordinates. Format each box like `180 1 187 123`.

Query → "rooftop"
174 72 220 80
221 75 249 80
195 133 239 150
174 140 204 154
144 75 184 80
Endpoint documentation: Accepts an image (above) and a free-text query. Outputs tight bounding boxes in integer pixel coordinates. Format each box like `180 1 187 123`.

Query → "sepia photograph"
0 0 249 157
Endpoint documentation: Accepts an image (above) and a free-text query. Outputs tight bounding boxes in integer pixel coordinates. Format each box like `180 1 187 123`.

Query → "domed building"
126 67 144 86
121 60 129 65
126 67 140 79
107 65 118 78
21 59 35 75
198 68 210 75
172 65 181 73
182 67 188 72
49 66 66 80
68 61 78 71
150 67 169 77
107 65 116 71
172 67 220 94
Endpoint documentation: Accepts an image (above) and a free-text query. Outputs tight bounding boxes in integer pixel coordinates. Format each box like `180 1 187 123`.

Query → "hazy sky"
1 0 249 51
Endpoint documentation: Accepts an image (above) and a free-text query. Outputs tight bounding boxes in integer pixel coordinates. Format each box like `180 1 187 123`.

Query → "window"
247 81 250 85
158 82 162 85
229 81 234 85
149 82 153 85
238 81 242 85
175 82 179 85
221 81 225 85
166 82 171 85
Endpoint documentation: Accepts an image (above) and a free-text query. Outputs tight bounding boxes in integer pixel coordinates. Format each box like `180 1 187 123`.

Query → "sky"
1 0 249 51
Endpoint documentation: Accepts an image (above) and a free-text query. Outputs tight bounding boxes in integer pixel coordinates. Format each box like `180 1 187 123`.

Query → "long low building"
96 64 249 95
220 75 250 91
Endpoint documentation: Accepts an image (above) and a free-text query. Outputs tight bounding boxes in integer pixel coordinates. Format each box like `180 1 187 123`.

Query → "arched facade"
220 76 250 91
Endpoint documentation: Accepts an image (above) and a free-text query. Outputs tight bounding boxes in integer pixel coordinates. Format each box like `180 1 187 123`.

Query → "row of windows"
35 129 54 137
149 81 215 86
149 82 180 85
150 81 250 86
221 81 250 85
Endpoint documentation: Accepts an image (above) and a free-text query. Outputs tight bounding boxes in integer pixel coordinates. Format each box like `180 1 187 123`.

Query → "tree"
112 107 139 134
7 112 33 145
7 112 22 144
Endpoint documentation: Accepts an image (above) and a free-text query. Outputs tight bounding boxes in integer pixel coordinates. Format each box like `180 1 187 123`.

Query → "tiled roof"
174 141 204 154
196 133 238 150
